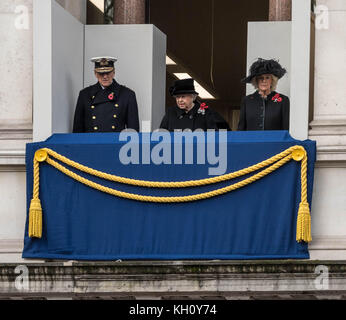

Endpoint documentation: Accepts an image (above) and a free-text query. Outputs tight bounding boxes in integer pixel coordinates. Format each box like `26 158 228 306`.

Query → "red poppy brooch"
197 102 208 115
108 93 114 100
272 93 282 103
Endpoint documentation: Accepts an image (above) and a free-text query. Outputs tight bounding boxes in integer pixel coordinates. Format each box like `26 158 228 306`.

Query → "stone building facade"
0 0 346 299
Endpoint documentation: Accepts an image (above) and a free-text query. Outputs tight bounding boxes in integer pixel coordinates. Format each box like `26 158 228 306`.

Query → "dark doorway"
149 0 269 129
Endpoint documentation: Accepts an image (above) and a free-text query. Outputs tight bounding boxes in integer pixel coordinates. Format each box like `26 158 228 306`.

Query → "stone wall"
0 0 86 260
308 0 346 259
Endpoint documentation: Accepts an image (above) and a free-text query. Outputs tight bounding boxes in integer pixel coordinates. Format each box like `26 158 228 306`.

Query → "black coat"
73 80 139 133
237 91 289 131
159 102 230 131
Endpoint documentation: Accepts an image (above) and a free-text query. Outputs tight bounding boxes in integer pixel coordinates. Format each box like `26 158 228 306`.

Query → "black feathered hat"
169 78 199 96
242 58 287 83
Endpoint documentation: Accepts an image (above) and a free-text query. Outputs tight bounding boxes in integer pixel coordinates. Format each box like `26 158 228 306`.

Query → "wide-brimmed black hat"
242 58 287 83
169 78 199 96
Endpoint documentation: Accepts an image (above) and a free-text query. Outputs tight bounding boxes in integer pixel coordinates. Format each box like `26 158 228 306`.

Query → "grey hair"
251 75 279 91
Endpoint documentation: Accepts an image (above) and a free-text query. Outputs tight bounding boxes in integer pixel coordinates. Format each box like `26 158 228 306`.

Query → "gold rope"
28 158 43 238
296 153 312 242
45 154 292 203
40 146 304 188
29 145 312 242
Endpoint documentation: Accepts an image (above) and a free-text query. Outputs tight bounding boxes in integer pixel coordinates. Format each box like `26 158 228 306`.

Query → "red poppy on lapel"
200 102 208 110
272 93 282 103
197 102 208 115
108 93 114 100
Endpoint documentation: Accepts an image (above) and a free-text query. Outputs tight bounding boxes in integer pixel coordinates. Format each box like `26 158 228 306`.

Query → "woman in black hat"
237 58 289 131
160 78 229 131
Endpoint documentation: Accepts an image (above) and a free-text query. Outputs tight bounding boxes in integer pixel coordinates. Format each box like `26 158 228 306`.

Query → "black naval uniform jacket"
237 91 290 131
160 102 228 131
73 80 139 133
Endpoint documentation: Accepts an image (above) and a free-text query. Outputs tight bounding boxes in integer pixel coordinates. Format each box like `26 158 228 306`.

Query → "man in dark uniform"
73 56 139 133
159 78 229 131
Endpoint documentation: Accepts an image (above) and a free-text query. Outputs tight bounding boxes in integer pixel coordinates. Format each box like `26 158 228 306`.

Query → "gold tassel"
28 198 42 238
296 202 312 243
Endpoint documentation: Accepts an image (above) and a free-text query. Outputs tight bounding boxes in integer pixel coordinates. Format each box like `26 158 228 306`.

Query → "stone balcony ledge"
1 260 346 299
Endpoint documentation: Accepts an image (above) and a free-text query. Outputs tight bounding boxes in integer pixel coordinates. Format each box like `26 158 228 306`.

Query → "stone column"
113 0 145 24
0 0 33 157
309 0 346 161
0 0 33 261
290 0 311 140
269 0 292 21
